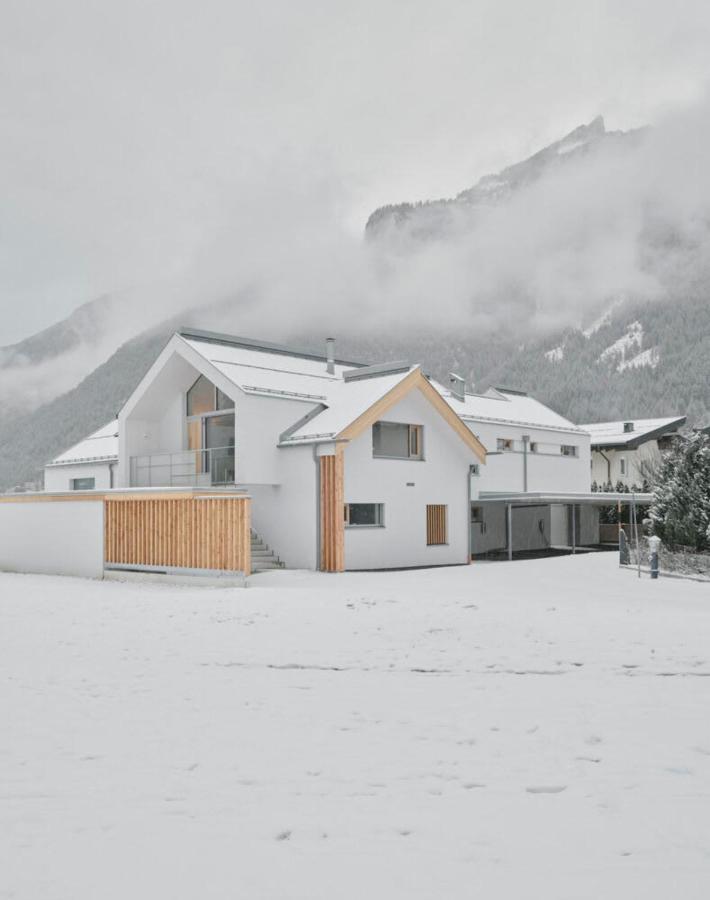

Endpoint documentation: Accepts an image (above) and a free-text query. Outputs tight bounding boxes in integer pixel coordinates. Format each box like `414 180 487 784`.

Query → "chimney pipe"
449 372 466 402
326 337 335 374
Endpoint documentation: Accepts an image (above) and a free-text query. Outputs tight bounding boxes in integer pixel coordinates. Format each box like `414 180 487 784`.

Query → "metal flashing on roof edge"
343 361 411 382
178 327 367 368
493 386 528 396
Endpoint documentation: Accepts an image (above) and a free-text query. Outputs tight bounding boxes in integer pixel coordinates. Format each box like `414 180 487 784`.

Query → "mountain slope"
366 116 644 240
2 114 710 490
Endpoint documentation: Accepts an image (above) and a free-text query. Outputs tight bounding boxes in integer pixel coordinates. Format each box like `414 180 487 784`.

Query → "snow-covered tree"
649 432 710 551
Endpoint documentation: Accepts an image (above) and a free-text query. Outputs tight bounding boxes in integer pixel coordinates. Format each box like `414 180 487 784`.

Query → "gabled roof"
581 416 686 449
434 384 587 434
47 421 119 467
178 331 361 402
177 331 486 460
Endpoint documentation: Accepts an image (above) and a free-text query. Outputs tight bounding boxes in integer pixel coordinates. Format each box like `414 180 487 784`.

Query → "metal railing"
129 446 235 488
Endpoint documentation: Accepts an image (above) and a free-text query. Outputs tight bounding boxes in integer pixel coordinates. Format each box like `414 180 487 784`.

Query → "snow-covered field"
2 555 710 899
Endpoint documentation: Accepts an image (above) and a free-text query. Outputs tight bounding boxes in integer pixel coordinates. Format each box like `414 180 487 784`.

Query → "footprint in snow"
526 786 567 794
276 830 292 841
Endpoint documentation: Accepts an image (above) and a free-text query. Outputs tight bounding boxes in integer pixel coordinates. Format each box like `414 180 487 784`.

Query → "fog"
3 1 710 344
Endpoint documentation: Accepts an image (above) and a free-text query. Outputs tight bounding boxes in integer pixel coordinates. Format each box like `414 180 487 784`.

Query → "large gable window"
187 375 234 416
372 422 423 460
186 374 235 484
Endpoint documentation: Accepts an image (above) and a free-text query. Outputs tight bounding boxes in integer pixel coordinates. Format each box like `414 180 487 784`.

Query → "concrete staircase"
250 529 285 573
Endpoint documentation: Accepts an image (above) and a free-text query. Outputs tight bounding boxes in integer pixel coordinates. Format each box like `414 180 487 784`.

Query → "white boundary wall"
0 499 104 579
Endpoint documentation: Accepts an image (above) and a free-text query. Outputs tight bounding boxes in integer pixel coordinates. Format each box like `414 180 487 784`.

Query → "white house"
582 417 686 490
43 328 599 570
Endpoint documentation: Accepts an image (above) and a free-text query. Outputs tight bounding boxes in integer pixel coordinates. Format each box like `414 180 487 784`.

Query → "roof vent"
326 337 335 375
623 421 634 433
449 372 466 402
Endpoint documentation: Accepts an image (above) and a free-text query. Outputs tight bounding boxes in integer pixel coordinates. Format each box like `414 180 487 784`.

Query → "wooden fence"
104 491 251 575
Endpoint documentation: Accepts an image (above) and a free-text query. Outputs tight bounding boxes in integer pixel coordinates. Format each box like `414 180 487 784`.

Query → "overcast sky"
2 0 710 344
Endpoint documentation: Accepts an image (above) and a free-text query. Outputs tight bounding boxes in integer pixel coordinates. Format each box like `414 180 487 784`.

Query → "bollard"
648 535 661 580
619 527 629 566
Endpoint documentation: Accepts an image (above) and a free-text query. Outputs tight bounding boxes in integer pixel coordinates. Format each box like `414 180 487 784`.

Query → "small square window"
70 477 95 491
345 503 384 527
373 422 423 459
497 438 514 451
529 442 538 453
470 463 480 476
560 445 578 458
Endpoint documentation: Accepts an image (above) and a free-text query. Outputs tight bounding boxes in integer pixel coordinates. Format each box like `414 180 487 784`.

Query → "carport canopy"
473 491 652 560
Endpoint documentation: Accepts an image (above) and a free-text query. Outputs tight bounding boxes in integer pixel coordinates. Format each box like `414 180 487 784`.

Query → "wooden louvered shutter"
426 504 447 545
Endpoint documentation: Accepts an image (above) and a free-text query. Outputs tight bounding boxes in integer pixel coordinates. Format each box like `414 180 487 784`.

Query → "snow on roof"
181 332 422 444
180 333 587 440
180 333 362 401
47 421 119 466
434 385 586 434
281 368 418 444
581 416 686 448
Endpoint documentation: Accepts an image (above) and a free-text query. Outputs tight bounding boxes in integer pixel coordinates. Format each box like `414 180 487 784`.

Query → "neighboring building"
582 416 686 490
42 328 599 570
437 384 595 556
44 421 119 492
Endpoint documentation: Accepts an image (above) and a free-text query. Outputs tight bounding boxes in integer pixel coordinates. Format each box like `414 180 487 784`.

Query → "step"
249 529 285 571
251 561 285 572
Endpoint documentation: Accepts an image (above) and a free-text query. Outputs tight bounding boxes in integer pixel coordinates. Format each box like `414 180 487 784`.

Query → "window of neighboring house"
345 503 384 527
529 442 538 453
560 445 578 457
426 504 448 545
372 422 423 459
470 463 480 476
620 457 627 476
497 438 514 451
71 477 95 491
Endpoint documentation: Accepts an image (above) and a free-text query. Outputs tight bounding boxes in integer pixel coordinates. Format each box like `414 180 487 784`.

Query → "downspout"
313 444 321 571
522 435 529 492
467 464 474 563
599 449 612 486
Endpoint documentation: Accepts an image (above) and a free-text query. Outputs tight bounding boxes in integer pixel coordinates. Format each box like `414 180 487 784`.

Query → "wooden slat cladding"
426 504 447 546
320 451 344 572
104 495 251 574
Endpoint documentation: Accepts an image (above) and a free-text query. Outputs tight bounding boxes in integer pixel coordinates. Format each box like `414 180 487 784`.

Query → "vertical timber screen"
320 453 344 572
104 492 251 575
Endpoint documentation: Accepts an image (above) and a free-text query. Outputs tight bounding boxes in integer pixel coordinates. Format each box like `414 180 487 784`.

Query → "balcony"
129 447 235 488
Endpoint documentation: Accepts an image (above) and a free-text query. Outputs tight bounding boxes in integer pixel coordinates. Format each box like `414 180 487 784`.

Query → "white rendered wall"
0 500 104 578
236 393 320 485
590 443 658 489
468 421 591 494
247 444 317 569
342 389 476 570
44 462 114 492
